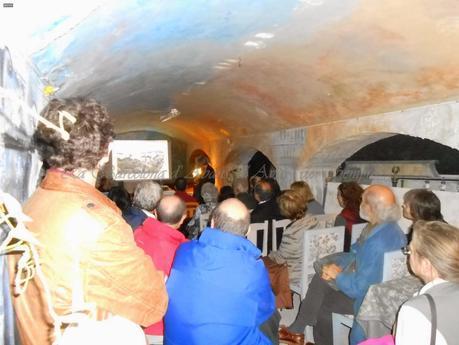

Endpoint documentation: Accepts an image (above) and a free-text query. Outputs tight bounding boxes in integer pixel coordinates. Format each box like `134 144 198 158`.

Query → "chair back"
272 218 291 251
351 222 367 245
185 201 199 219
382 249 410 282
291 225 345 298
247 221 269 256
314 213 337 228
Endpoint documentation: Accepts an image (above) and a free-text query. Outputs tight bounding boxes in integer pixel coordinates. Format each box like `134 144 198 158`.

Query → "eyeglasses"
401 246 411 256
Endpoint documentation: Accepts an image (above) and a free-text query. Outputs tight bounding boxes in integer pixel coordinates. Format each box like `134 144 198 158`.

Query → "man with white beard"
279 185 406 345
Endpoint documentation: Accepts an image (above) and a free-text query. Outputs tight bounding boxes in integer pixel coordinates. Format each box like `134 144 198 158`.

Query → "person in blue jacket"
279 184 407 345
165 198 279 345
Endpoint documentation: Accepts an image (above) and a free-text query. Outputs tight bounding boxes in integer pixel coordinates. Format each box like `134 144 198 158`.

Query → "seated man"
125 181 162 230
165 198 279 345
134 195 188 345
280 185 407 345
174 177 197 203
251 179 283 223
233 178 257 211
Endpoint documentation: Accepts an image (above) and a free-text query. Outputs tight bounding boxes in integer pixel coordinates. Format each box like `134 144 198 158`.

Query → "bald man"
165 198 278 345
134 195 188 345
280 185 407 345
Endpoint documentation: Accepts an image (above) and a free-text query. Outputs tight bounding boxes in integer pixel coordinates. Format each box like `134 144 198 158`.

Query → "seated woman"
395 220 459 345
334 181 366 252
186 182 218 239
268 189 318 289
402 188 445 242
291 181 324 215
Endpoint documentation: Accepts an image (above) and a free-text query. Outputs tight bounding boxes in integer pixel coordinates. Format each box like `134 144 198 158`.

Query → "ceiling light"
160 108 180 122
244 40 266 49
255 32 274 39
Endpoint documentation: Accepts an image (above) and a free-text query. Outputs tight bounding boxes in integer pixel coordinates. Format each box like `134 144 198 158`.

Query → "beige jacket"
8 170 168 345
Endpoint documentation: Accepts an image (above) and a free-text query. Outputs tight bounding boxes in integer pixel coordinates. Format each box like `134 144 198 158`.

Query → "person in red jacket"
134 195 188 344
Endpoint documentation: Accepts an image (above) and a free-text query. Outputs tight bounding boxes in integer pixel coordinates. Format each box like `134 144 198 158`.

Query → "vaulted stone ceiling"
7 0 459 145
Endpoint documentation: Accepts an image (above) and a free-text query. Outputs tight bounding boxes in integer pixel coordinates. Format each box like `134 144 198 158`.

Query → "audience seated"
9 98 167 345
402 188 445 243
218 185 235 202
334 181 366 251
291 181 325 215
186 182 218 239
268 189 318 289
124 181 163 230
134 195 188 345
266 177 282 198
173 177 197 203
395 221 459 345
165 198 279 345
251 179 283 223
233 177 257 210
280 184 406 345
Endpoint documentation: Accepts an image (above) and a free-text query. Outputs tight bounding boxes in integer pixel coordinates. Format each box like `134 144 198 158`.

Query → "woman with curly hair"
334 181 366 252
9 98 167 345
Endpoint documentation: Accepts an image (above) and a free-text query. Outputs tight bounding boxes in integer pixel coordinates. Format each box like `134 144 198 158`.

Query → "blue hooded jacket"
336 222 407 344
164 228 276 345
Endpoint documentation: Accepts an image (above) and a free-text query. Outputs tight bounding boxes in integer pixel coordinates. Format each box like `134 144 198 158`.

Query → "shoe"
278 325 305 345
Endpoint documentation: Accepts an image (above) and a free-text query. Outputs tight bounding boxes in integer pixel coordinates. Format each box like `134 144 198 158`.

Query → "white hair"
133 181 163 211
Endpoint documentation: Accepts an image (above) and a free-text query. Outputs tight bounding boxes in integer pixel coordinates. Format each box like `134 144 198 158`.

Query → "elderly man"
280 185 407 345
125 181 163 230
165 198 279 345
134 195 188 345
251 179 283 223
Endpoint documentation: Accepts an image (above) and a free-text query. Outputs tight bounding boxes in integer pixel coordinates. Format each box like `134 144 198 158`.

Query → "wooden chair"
272 218 291 251
185 201 199 219
247 221 270 256
291 225 345 299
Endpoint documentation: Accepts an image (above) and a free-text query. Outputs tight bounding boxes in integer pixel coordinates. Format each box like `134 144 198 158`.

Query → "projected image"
112 140 170 180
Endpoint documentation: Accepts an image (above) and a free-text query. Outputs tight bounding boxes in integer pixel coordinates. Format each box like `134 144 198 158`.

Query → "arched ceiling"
5 0 459 144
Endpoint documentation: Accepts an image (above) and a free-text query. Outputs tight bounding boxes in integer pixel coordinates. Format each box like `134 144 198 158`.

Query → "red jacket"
134 217 188 335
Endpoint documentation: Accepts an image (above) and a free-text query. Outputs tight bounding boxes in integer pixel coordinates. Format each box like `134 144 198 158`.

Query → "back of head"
338 181 364 211
266 178 281 198
201 182 218 204
218 186 235 203
412 220 459 283
211 198 250 236
254 179 273 202
363 184 400 223
156 195 186 226
278 189 306 220
290 181 314 204
403 189 444 222
34 97 114 171
174 177 187 192
133 181 163 211
107 186 131 212
233 178 248 194
196 155 209 167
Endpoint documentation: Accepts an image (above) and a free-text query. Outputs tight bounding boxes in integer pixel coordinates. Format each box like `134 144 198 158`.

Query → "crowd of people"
7 97 459 345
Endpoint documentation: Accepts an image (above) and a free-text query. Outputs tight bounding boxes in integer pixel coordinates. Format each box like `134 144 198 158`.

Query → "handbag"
357 293 437 345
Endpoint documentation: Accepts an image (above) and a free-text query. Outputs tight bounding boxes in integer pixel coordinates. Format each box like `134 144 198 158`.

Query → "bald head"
362 184 400 224
156 195 186 228
211 198 250 236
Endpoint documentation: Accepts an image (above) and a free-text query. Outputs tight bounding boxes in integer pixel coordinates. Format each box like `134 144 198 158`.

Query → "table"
357 275 423 338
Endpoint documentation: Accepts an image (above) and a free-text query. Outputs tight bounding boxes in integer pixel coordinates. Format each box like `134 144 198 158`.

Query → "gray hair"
211 202 250 236
201 182 218 204
133 181 163 211
233 178 248 194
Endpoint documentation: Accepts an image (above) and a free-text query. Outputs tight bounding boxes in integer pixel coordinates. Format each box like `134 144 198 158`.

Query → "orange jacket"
8 169 168 345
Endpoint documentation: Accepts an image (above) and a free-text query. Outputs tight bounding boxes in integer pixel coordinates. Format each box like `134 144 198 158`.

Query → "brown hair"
34 98 114 171
412 220 459 283
403 189 444 222
278 189 306 220
290 181 314 204
338 181 364 211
